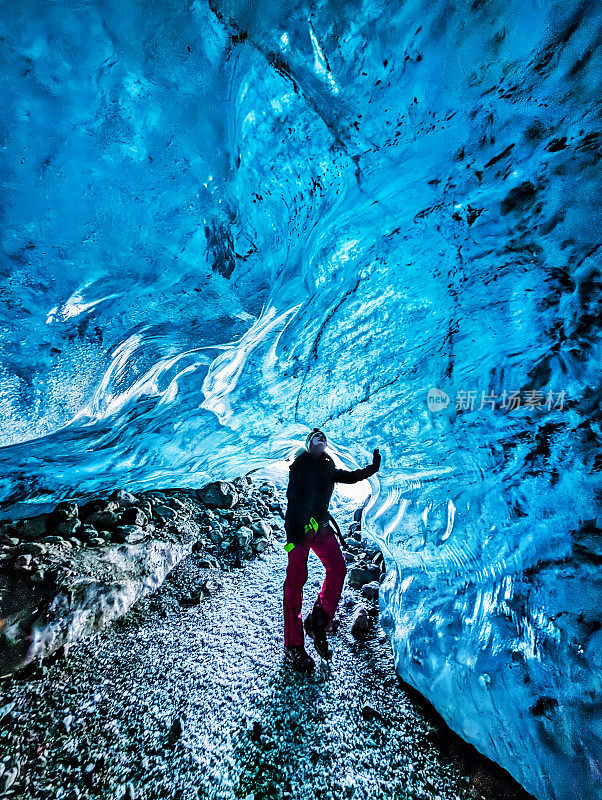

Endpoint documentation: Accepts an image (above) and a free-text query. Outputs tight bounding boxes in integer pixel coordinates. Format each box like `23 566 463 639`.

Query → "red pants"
283 520 347 648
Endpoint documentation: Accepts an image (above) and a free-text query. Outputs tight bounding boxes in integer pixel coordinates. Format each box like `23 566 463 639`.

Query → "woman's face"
308 431 327 457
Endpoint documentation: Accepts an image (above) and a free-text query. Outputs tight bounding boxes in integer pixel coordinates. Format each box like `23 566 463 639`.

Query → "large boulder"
46 501 78 533
196 482 239 509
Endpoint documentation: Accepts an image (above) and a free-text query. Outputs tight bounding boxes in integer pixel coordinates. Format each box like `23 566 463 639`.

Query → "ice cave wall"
0 2 600 798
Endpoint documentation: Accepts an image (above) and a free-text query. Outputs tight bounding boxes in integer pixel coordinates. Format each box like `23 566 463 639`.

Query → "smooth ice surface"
0 2 601 798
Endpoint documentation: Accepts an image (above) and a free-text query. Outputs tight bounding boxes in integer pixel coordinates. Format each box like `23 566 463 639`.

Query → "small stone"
361 704 384 722
259 483 275 495
251 520 272 538
235 526 253 547
251 537 270 553
164 717 182 747
361 581 380 601
208 527 223 545
351 605 370 638
343 537 360 552
202 578 220 595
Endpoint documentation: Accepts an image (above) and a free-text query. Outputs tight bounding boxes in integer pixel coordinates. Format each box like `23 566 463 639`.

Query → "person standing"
283 428 381 673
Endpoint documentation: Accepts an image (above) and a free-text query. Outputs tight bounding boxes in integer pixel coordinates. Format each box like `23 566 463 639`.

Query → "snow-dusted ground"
0 493 531 800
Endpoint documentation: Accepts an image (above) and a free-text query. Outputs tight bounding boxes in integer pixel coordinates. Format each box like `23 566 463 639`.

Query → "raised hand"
372 448 381 470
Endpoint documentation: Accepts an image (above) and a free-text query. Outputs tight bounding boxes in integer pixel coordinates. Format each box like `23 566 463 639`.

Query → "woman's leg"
309 525 347 623
283 529 310 648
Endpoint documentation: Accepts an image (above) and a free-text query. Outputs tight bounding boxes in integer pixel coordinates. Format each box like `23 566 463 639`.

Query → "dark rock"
353 508 363 522
118 507 148 527
361 581 380 601
251 537 270 553
252 521 272 538
179 591 202 607
235 526 253 547
108 489 139 508
196 481 239 509
56 518 82 537
361 704 385 722
18 542 47 556
153 505 177 523
136 500 152 518
14 515 48 540
164 717 182 748
46 501 78 532
14 553 33 570
343 537 360 552
86 510 119 532
351 605 370 638
348 565 380 588
78 498 107 519
79 524 99 541
343 552 356 564
202 578 220 595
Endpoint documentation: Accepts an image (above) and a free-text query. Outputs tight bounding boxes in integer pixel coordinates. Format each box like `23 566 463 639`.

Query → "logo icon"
427 387 450 412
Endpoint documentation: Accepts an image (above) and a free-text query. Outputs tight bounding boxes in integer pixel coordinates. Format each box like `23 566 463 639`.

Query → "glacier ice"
0 1 601 798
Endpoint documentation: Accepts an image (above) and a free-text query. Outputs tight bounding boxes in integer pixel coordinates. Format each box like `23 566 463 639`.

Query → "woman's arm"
331 448 381 484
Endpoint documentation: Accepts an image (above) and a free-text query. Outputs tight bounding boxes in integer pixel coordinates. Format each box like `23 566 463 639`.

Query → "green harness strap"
283 516 318 551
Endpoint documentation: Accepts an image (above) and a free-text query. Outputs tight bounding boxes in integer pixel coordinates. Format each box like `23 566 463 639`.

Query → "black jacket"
284 450 378 546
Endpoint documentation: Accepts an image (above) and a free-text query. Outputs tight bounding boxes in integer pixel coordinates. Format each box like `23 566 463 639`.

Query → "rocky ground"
0 477 533 800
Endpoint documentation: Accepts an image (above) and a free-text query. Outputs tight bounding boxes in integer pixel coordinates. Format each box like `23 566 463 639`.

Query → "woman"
283 428 381 673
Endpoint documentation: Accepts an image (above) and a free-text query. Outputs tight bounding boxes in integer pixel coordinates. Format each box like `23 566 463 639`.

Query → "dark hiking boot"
304 602 333 660
284 645 315 674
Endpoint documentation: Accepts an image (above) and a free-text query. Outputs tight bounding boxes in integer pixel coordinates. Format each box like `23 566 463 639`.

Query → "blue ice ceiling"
1 1 601 798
